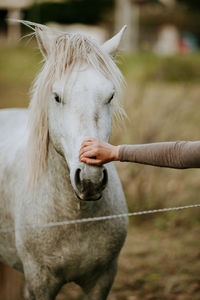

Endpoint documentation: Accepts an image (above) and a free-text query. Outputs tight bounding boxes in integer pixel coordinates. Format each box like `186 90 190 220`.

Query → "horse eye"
108 92 115 104
54 93 61 103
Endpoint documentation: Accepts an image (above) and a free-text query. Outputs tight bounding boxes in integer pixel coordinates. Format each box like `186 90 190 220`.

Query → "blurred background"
0 0 200 299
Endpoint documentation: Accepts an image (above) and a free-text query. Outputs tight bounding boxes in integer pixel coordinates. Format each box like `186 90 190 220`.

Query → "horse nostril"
75 168 82 191
102 168 108 189
74 166 108 197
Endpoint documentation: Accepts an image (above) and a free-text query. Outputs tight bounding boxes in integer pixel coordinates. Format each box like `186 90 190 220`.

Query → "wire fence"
0 203 200 233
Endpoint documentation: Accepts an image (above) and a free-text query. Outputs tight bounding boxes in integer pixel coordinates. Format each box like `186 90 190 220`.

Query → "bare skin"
80 138 200 169
79 138 119 165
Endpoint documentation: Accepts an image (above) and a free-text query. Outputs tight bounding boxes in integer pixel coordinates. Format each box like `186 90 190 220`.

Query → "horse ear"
35 26 55 59
101 25 127 57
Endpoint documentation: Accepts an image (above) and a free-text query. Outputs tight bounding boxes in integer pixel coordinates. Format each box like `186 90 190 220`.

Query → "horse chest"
44 221 126 281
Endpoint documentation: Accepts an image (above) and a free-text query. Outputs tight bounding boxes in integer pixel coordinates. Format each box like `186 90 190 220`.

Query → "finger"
80 143 95 152
79 147 88 157
80 149 97 159
80 144 95 153
81 157 102 165
79 146 94 157
81 141 92 147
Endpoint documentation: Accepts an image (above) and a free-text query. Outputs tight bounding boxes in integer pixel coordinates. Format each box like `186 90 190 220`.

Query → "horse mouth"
75 191 102 202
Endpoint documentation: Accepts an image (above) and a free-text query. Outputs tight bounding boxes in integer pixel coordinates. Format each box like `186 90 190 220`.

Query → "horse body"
0 109 28 269
0 22 128 300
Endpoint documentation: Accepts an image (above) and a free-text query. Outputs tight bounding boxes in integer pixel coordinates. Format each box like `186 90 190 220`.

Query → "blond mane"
24 21 125 187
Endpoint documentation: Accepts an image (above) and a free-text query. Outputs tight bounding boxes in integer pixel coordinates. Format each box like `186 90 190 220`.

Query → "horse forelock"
27 24 125 187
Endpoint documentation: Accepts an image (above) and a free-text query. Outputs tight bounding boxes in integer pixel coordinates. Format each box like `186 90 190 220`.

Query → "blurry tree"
139 0 200 46
177 0 200 10
24 0 114 25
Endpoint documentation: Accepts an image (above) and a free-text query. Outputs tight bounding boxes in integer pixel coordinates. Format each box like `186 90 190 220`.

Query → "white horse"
0 21 128 300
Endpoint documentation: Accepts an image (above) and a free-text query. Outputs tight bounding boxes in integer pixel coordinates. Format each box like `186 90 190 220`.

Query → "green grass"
0 43 41 108
120 52 200 83
0 44 41 84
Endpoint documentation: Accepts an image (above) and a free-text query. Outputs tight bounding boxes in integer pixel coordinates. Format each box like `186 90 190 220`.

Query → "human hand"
79 138 120 165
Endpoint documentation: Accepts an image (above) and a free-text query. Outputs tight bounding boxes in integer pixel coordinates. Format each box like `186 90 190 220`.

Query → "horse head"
27 22 126 201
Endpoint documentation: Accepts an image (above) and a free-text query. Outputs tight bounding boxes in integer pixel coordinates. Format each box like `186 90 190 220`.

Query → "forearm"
119 141 200 169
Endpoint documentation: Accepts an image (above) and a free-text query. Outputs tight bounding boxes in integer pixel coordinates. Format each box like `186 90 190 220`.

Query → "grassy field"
0 43 200 299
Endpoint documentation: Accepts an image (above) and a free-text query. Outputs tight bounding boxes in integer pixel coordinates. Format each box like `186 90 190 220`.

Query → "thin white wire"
0 203 199 233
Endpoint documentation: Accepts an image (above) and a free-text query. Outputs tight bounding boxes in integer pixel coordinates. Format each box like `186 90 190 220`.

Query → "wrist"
112 145 120 161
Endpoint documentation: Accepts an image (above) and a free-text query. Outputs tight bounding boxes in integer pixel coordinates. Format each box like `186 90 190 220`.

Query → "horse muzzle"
71 164 108 201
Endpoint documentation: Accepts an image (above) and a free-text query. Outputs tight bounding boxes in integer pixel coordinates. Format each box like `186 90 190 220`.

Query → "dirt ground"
57 223 200 300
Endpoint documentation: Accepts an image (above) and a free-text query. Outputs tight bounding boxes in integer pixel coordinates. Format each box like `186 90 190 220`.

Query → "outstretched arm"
79 138 200 169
